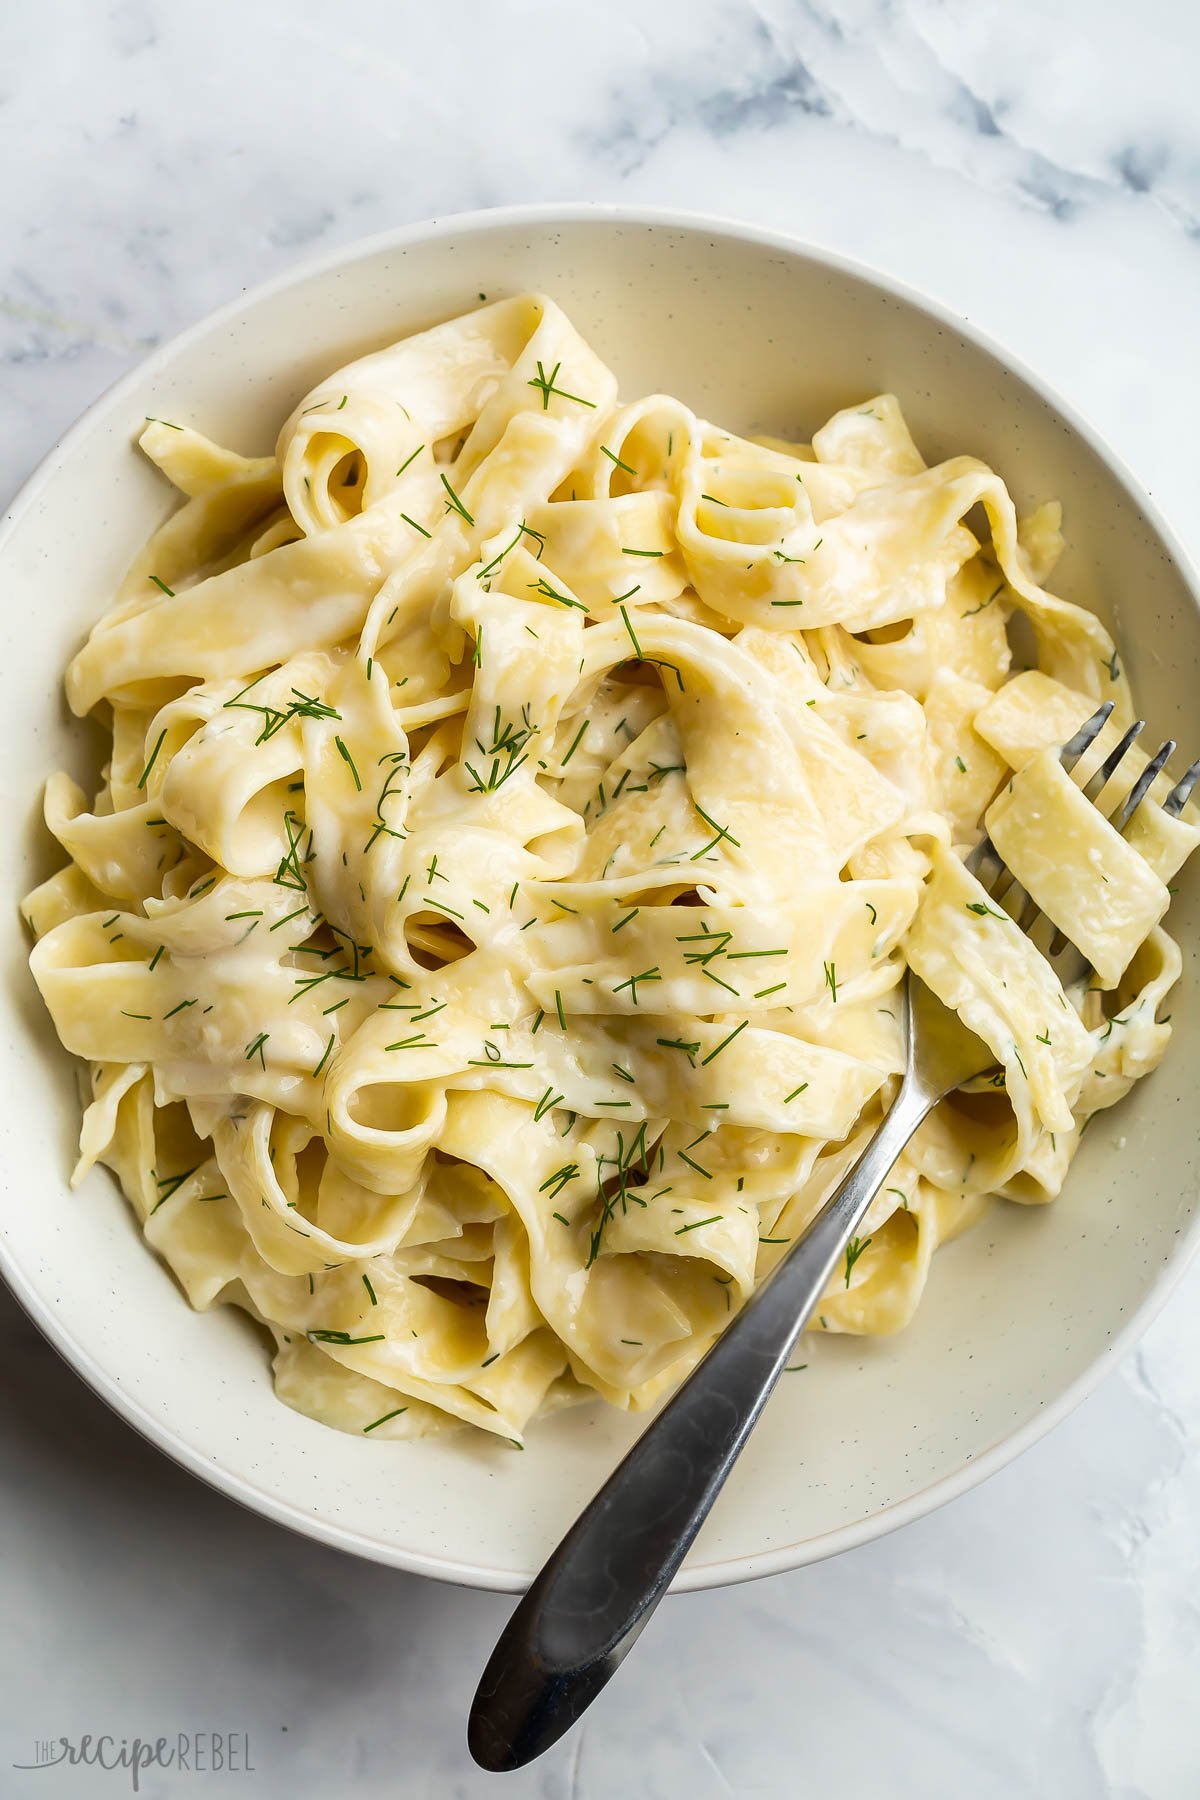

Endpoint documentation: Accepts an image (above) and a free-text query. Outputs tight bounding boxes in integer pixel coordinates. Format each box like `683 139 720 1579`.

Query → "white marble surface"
2 2 1199 1794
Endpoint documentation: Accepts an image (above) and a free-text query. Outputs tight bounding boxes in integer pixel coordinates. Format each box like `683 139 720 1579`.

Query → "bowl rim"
3 198 1199 1594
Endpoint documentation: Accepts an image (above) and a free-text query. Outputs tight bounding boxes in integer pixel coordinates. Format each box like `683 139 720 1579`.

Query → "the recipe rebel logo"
12 1732 255 1790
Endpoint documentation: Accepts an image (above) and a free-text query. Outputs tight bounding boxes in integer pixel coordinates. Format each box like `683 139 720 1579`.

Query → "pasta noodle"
24 296 1197 1444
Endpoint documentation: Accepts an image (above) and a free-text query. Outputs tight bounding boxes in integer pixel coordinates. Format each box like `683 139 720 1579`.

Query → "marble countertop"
3 3 1198 1795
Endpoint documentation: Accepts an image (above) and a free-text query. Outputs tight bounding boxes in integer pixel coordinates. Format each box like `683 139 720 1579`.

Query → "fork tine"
968 703 1117 903
972 701 1192 973
1080 718 1145 803
1114 739 1175 832
964 831 1004 885
1049 734 1177 957
1059 701 1113 773
1164 755 1200 818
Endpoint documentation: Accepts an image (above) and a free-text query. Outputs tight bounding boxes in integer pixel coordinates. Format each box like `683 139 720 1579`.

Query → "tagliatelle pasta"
24 295 1198 1444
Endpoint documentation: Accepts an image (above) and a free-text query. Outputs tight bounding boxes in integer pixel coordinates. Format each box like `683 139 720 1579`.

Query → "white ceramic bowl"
3 205 1198 1593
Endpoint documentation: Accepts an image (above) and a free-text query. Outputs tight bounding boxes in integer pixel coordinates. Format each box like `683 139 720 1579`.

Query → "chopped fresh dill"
701 1019 747 1065
844 1236 871 1285
691 803 741 860
137 729 167 791
527 360 596 411
528 575 588 611
439 473 474 524
363 1408 408 1433
560 720 587 766
612 967 661 1005
960 581 1004 619
149 1164 200 1212
540 1163 579 1200
601 444 636 476
307 1329 385 1346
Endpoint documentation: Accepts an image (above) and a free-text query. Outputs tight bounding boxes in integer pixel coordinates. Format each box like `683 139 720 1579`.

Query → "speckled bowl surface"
2 205 1198 1592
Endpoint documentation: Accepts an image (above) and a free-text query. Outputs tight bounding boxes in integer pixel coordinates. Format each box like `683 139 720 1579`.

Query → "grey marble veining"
3 3 1199 1795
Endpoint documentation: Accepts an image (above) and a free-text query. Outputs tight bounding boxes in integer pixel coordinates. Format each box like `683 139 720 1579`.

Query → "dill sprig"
307 1329 385 1346
528 576 588 612
439 473 475 525
844 1236 871 1285
137 729 167 791
600 444 636 476
527 360 596 411
539 1162 579 1200
335 736 362 791
363 1407 408 1433
465 702 535 794
149 1165 200 1213
274 810 308 892
691 804 741 860
617 603 643 658
364 750 408 855
224 678 341 746
612 966 661 1005
701 1019 747 1065
559 721 587 767
587 1120 652 1267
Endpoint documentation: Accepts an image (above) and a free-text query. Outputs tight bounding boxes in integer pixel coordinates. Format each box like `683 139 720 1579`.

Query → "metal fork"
468 703 1195 1773
972 702 1199 955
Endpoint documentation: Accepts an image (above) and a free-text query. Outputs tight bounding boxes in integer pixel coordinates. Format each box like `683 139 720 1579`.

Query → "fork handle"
468 1078 932 1771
